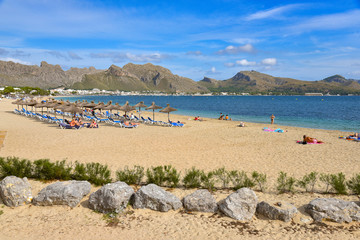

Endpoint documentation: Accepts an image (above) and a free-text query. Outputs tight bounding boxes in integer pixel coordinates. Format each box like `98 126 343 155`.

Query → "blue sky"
0 0 359 81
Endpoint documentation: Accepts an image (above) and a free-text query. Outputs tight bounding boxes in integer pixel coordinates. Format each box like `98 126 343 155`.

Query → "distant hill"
0 60 100 89
1 60 359 94
72 63 208 93
198 71 360 95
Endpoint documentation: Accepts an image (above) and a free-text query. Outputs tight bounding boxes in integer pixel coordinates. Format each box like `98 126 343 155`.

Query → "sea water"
58 95 360 132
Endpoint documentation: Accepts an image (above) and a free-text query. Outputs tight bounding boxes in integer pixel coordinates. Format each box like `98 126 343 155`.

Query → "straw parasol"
160 103 177 121
63 103 83 117
34 101 48 115
119 101 135 117
25 99 37 111
12 99 23 110
83 101 97 108
133 101 147 118
145 102 162 120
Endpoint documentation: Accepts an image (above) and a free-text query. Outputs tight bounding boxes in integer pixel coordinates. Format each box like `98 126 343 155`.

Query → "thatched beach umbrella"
63 104 83 118
34 101 48 115
120 101 135 117
12 99 23 110
160 104 177 121
133 101 147 118
26 99 37 111
83 101 97 108
145 102 162 120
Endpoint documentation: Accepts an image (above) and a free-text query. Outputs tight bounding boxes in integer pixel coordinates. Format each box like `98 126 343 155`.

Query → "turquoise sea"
58 95 360 132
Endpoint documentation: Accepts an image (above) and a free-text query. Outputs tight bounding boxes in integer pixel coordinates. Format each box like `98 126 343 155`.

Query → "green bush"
84 162 112 186
183 167 202 188
116 165 144 185
297 172 318 193
276 171 296 194
72 161 88 181
32 159 72 181
319 173 332 193
163 165 181 188
146 166 167 186
347 174 360 195
213 167 231 189
229 170 255 190
329 173 347 195
0 157 33 179
200 171 216 191
251 171 267 192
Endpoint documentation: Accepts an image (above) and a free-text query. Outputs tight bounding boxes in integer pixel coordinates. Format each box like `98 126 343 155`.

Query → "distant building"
305 93 323 96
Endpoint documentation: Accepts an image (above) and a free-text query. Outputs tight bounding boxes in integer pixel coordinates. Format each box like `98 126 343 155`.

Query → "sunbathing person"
89 119 98 128
303 135 324 144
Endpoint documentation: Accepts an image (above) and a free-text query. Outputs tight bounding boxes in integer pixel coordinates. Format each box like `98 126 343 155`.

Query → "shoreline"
54 95 357 132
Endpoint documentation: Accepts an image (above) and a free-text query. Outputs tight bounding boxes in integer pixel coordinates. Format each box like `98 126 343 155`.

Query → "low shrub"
213 167 231 189
347 174 360 195
163 165 181 188
116 165 144 185
85 162 112 186
319 173 332 193
297 172 318 193
251 171 267 192
72 161 88 181
276 171 296 194
229 170 255 190
146 166 167 186
200 171 216 191
183 167 202 188
0 157 33 179
329 173 347 195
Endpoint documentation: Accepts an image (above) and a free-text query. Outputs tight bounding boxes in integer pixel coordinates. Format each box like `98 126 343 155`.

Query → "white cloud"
211 67 216 73
68 51 82 60
236 59 256 66
186 50 202 56
246 4 302 21
47 50 68 60
0 57 31 65
217 44 255 55
224 62 235 67
90 51 170 63
261 58 277 66
290 10 360 33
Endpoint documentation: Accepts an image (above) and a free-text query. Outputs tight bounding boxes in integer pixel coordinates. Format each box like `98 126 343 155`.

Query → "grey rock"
88 181 134 213
132 184 182 212
33 181 91 208
256 201 298 222
0 176 32 207
183 189 218 213
218 188 258 221
305 198 360 223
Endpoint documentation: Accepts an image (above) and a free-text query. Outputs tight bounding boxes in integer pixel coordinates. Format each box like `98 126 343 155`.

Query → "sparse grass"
347 174 360 195
0 210 3 215
213 167 231 189
329 173 347 195
183 167 202 188
229 170 255 190
200 171 216 191
297 172 318 193
251 171 267 192
276 171 296 194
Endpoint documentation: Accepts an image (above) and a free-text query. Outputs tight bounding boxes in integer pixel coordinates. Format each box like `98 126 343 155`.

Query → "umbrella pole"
153 110 155 120
168 112 170 122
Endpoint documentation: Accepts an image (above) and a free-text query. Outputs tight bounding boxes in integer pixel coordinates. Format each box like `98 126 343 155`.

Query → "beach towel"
339 136 360 142
296 141 324 145
263 127 285 133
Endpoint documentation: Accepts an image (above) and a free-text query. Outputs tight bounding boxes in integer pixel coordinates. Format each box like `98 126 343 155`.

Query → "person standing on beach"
270 114 275 124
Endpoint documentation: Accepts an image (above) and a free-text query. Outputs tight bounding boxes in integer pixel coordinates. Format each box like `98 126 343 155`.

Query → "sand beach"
0 97 359 239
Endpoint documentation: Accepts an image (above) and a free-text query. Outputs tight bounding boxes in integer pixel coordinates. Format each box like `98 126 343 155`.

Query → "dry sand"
0 97 359 239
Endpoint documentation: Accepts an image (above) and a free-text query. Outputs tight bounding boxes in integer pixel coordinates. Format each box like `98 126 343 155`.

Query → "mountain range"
0 60 360 94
